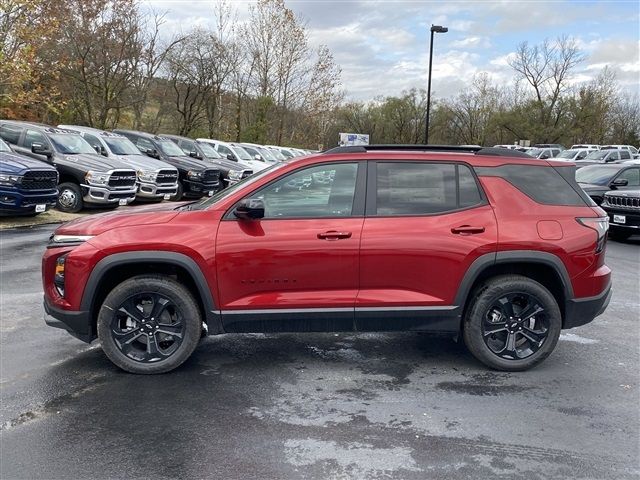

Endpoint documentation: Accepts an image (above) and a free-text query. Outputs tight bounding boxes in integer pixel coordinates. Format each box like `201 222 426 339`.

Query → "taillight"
577 217 609 253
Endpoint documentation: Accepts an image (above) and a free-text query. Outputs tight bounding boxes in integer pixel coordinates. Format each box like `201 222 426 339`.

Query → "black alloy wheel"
463 275 562 371
481 292 549 360
110 292 185 363
97 275 202 374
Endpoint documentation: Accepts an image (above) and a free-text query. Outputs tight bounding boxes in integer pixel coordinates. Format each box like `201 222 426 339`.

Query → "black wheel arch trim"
80 251 222 334
454 250 575 322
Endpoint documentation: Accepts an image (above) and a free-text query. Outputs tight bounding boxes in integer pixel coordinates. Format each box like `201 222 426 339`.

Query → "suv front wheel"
97 275 202 374
463 275 562 371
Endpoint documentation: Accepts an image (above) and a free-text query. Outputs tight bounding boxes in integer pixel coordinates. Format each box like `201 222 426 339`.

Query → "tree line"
1 1 637 148
0 0 342 148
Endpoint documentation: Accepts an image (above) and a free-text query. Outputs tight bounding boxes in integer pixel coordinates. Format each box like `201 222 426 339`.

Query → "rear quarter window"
476 164 589 206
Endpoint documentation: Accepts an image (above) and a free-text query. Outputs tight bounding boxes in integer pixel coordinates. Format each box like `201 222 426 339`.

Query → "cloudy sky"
145 0 640 101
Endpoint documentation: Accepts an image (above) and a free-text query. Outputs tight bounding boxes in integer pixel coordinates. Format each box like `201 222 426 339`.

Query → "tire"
170 181 184 201
97 275 202 374
609 230 632 242
56 182 83 213
463 274 562 371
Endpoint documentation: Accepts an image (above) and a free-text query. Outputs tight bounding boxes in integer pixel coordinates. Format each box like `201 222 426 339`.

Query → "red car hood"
55 202 188 236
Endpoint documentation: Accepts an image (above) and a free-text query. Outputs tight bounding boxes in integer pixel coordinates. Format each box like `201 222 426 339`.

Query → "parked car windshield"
575 166 620 185
49 134 96 154
158 139 187 157
0 138 11 152
230 145 254 162
103 137 142 156
197 142 222 159
258 147 278 162
582 150 609 161
526 148 544 157
557 149 579 159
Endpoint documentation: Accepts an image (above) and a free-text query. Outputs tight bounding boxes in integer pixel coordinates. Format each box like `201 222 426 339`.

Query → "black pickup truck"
114 130 221 200
0 121 137 212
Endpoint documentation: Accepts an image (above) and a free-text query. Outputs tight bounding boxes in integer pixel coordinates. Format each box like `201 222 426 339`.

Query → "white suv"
196 139 268 172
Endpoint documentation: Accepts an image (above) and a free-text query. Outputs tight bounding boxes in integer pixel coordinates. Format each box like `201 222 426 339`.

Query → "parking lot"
0 224 638 479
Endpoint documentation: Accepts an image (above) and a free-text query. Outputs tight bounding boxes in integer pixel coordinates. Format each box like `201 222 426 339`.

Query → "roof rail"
323 144 533 158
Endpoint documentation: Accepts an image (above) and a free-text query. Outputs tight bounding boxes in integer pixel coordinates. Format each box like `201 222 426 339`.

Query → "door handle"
317 231 352 240
451 225 485 235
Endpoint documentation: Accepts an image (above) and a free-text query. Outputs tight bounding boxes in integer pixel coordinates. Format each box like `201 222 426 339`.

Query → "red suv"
43 145 612 374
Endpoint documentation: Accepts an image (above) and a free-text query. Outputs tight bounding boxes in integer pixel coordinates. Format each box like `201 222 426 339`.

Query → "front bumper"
605 207 640 231
136 181 178 200
81 184 137 205
183 179 221 197
0 188 58 215
564 282 612 329
44 296 94 343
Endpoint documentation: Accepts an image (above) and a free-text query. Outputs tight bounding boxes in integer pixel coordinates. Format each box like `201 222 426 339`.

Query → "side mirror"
189 151 200 159
539 154 549 159
146 148 159 159
31 143 51 156
233 198 265 220
254 154 262 161
227 153 236 161
611 178 628 188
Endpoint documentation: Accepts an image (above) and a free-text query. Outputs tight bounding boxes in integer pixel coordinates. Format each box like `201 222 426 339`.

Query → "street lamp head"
431 25 448 33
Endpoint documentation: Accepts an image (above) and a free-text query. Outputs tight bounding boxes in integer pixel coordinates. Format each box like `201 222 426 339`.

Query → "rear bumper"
44 296 94 343
564 282 612 329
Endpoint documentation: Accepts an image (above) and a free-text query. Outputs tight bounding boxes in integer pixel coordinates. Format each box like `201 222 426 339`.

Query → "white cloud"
450 36 492 49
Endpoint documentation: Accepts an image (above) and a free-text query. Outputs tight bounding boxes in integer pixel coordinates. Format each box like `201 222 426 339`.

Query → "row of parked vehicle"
495 143 640 164
0 120 315 216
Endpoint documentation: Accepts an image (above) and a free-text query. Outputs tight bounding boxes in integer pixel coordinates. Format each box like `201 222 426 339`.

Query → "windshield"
158 139 187 157
230 144 254 161
582 151 608 161
557 149 579 159
258 147 277 162
49 134 96 154
526 148 543 157
197 142 222 158
576 166 620 185
186 162 285 211
267 148 286 160
103 137 141 156
0 138 10 152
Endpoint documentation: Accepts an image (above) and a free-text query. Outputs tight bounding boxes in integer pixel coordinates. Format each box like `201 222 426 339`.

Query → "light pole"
424 24 448 144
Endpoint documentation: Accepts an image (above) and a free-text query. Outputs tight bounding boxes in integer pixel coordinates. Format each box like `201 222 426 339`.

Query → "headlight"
85 170 110 185
137 170 157 182
187 170 203 180
228 170 242 180
50 234 94 245
0 174 22 186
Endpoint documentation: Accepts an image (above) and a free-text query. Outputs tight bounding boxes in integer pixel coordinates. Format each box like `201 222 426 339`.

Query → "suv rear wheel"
57 182 83 213
97 275 201 374
463 275 561 371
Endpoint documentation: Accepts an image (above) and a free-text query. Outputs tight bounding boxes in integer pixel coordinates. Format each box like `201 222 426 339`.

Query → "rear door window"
371 162 484 216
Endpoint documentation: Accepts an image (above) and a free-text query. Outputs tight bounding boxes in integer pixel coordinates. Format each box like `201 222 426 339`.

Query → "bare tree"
509 36 585 141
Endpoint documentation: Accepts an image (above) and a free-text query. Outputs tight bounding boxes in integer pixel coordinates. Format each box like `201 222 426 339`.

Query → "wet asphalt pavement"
0 224 638 479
